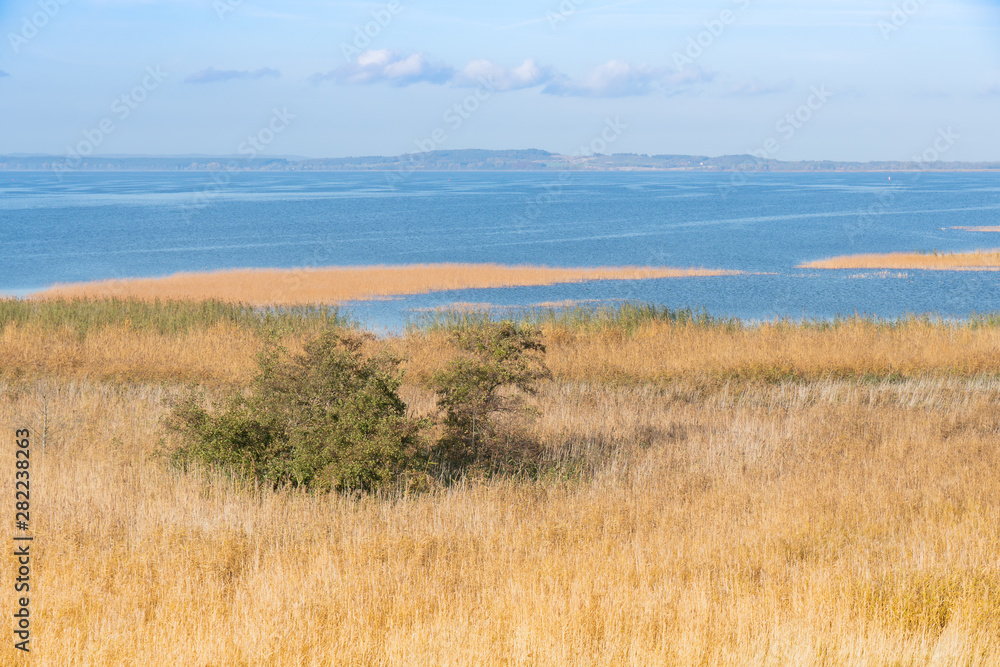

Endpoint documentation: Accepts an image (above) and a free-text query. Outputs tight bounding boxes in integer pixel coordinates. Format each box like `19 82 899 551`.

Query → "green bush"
165 330 426 493
428 320 551 476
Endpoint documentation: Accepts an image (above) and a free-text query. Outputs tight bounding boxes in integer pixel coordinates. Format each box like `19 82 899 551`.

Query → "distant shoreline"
3 149 999 173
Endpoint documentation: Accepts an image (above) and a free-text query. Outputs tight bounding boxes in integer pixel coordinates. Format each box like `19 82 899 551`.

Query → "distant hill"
2 149 999 172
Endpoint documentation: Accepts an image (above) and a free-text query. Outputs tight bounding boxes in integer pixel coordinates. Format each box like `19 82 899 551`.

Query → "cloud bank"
727 79 794 96
184 67 281 84
451 58 555 91
543 61 711 98
309 50 453 86
311 51 711 97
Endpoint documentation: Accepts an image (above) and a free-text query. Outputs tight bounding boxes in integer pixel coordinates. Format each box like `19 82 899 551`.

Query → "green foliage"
429 320 551 476
165 330 425 493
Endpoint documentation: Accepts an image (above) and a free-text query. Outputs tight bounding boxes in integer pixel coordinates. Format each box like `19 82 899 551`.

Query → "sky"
0 0 999 161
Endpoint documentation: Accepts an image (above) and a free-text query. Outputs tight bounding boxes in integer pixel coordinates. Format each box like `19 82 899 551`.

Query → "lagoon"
2 170 999 329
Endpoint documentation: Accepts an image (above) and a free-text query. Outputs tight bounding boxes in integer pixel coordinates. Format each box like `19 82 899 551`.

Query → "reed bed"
3 300 1000 664
33 264 739 306
2 375 999 665
400 307 1000 386
0 298 347 336
6 301 1000 386
800 249 1000 270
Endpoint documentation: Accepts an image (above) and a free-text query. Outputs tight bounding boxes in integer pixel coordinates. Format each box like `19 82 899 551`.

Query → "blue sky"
1 0 999 161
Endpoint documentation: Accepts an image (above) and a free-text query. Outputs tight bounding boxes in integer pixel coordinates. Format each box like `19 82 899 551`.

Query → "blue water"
2 170 999 329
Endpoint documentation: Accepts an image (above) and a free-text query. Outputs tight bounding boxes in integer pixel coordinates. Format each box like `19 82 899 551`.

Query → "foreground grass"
3 299 1000 664
800 249 1000 270
33 264 739 306
2 376 999 665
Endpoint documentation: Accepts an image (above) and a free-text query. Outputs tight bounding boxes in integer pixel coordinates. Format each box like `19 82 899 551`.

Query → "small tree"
165 330 426 493
429 321 550 475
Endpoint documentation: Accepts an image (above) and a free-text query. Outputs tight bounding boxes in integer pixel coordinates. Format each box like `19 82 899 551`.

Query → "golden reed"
800 249 1000 270
6 316 1000 387
2 373 999 664
3 305 1000 663
35 264 740 306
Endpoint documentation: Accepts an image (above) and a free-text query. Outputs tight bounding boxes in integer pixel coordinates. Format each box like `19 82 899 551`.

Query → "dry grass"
8 311 1000 387
0 321 265 385
800 250 1000 271
3 303 1000 664
34 264 738 306
399 317 1000 386
3 374 1000 665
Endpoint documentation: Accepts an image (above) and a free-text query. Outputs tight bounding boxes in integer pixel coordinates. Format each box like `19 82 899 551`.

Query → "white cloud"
543 61 712 97
452 58 555 91
310 50 454 86
312 52 711 98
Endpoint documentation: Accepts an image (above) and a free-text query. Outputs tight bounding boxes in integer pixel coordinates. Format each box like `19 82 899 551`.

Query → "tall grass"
6 300 1000 386
0 298 344 385
399 305 1000 386
0 298 348 337
3 375 999 664
4 300 1000 663
414 303 1000 335
411 303 728 334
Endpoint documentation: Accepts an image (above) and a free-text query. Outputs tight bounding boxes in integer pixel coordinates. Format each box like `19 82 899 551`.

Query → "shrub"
428 321 551 476
165 330 426 493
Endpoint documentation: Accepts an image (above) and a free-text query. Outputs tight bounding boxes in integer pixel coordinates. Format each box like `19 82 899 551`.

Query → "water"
2 170 999 329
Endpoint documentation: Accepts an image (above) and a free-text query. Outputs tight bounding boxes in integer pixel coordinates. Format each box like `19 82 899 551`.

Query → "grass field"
2 299 1000 665
34 264 740 306
800 249 1000 270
